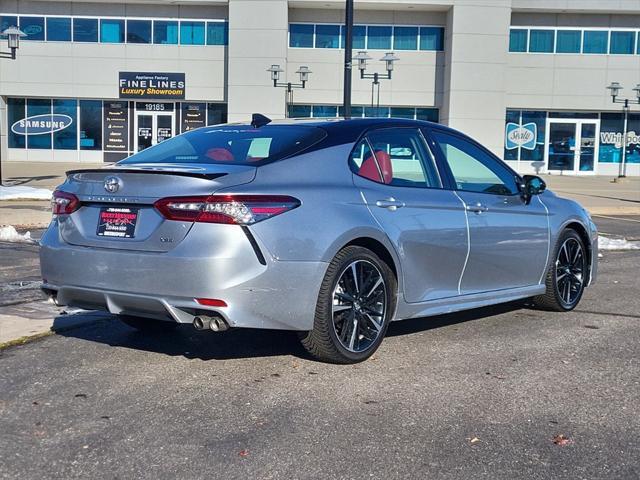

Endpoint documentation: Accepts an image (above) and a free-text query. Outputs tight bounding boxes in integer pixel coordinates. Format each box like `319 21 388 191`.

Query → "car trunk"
58 163 256 252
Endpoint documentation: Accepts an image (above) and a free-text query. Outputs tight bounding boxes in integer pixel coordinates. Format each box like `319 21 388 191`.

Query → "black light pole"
606 82 640 178
342 0 354 118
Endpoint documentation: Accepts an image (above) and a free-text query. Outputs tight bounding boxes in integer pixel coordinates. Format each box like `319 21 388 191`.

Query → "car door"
427 127 549 294
352 127 469 303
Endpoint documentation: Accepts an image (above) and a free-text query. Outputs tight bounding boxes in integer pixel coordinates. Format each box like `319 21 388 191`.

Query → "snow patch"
599 236 640 251
0 225 34 243
0 185 53 201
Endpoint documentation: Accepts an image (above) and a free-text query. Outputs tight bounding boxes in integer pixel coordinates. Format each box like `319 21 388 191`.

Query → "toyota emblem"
104 176 121 193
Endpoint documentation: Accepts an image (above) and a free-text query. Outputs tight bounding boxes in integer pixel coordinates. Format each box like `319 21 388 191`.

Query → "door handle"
466 202 489 214
375 197 405 211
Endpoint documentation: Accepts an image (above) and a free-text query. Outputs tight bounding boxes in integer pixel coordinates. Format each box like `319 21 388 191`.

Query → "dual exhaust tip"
193 315 229 332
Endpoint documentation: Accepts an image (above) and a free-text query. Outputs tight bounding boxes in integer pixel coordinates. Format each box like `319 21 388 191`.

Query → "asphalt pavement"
1 218 640 479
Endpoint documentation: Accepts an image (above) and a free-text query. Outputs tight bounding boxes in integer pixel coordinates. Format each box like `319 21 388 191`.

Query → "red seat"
359 150 393 184
205 147 234 162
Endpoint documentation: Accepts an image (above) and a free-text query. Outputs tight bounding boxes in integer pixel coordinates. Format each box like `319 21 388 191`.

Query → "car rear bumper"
40 222 327 331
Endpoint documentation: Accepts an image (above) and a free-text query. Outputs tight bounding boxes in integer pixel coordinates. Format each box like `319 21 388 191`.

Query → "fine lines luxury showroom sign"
119 72 186 99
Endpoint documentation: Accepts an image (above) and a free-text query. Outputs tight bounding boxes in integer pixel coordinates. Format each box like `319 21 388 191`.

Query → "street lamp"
355 51 399 115
606 81 640 178
0 26 26 60
267 64 312 117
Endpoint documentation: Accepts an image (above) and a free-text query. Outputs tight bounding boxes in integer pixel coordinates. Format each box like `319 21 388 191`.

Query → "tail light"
51 190 80 215
154 195 300 225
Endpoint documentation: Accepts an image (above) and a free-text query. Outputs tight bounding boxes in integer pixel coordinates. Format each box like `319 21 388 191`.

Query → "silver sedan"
40 117 597 363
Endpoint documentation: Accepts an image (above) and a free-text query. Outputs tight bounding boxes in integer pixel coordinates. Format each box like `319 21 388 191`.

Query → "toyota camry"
40 116 598 363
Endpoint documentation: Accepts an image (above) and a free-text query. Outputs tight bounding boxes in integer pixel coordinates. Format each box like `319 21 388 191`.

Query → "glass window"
53 99 77 150
364 106 390 118
127 20 151 44
529 29 554 53
79 100 102 150
7 98 26 148
362 128 440 188
340 25 366 49
416 108 439 122
367 26 392 50
19 17 45 41
153 20 178 44
288 104 312 118
503 109 521 161
509 29 527 52
556 30 581 53
432 130 518 195
420 27 444 51
313 105 338 117
315 24 340 48
46 17 71 41
583 30 608 54
338 105 364 117
73 18 98 42
610 31 635 54
390 107 415 119
207 21 228 45
0 16 18 39
289 23 313 48
100 19 125 43
119 125 326 166
26 99 52 149
349 139 373 170
180 21 205 45
207 103 227 125
393 26 418 50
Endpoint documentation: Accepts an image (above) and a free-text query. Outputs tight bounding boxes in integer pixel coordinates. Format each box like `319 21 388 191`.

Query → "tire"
532 228 587 311
299 246 397 364
118 315 179 332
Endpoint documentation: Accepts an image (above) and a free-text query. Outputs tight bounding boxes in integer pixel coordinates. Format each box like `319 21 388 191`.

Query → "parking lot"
1 216 639 479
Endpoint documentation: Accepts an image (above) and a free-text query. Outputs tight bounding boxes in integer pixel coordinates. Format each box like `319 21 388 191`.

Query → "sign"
181 103 206 132
505 122 537 150
11 114 73 135
136 102 174 112
600 130 640 149
119 72 185 99
103 102 129 151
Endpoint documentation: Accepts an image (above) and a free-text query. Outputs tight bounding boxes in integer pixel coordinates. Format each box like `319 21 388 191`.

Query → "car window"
431 130 518 195
351 128 440 188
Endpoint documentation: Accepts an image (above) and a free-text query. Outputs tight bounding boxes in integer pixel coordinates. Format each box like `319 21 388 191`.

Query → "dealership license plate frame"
96 207 139 239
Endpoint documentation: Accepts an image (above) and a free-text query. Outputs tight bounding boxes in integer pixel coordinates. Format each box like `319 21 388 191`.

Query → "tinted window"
315 24 339 48
288 104 312 118
207 21 227 45
207 103 227 125
100 19 124 43
610 31 635 54
46 17 71 41
416 108 438 122
127 20 151 43
73 18 98 42
509 29 527 52
0 15 18 39
583 30 608 54
393 26 418 50
119 125 326 165
180 21 205 45
79 100 102 150
313 105 337 117
367 26 392 49
354 128 440 188
27 99 52 149
529 29 554 53
556 30 581 53
7 97 26 148
420 27 443 51
53 99 77 150
154 20 178 44
432 130 518 195
20 17 45 41
341 25 366 49
289 24 313 47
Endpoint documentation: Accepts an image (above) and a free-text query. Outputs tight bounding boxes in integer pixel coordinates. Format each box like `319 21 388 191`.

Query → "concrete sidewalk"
1 161 639 228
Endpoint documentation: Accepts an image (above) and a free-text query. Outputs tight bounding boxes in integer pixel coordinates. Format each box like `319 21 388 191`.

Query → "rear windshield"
118 125 326 166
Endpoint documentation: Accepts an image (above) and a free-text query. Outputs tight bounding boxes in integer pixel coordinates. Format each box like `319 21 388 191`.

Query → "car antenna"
251 113 271 128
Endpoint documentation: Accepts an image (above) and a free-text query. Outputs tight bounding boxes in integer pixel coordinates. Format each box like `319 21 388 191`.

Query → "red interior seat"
205 147 235 162
359 150 393 184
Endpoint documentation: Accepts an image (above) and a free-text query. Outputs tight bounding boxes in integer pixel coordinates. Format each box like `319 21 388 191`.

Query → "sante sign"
11 114 73 135
119 72 185 99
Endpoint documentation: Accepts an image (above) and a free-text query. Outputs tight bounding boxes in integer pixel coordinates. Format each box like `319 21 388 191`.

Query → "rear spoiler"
66 169 227 181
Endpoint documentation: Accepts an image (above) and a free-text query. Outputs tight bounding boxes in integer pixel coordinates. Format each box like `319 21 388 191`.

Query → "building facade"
1 0 640 176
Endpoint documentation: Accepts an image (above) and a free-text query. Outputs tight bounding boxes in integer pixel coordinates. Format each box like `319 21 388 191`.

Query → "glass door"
134 112 175 152
136 115 153 152
545 119 599 174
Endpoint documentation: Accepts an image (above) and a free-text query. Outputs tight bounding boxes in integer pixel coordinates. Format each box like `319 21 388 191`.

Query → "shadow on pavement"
4 175 60 186
55 301 526 362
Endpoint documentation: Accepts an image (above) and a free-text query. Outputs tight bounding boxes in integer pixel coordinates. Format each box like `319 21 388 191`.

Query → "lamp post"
343 0 354 118
354 51 399 115
606 81 640 178
267 64 311 118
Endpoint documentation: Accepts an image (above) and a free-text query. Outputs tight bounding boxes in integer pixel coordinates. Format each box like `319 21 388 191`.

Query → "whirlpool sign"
11 114 73 135
505 122 537 150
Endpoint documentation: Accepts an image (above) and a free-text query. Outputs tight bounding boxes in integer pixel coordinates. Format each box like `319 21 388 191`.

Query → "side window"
431 130 518 195
352 128 440 188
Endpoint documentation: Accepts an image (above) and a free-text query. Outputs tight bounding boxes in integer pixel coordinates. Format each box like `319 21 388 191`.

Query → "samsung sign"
11 114 73 135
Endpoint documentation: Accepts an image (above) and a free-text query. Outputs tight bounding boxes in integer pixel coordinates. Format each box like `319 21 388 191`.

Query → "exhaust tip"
194 315 229 332
193 316 209 330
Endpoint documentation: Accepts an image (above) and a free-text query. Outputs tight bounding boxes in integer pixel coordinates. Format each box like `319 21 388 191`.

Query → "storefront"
504 110 640 176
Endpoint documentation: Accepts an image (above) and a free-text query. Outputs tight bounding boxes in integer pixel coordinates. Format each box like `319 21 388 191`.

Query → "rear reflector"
196 298 228 307
154 195 300 225
51 190 80 215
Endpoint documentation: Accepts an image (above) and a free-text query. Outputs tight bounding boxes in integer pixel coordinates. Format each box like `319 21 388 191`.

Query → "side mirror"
520 175 546 204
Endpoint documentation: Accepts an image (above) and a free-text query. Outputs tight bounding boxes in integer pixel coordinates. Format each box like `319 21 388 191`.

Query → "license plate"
96 207 139 238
